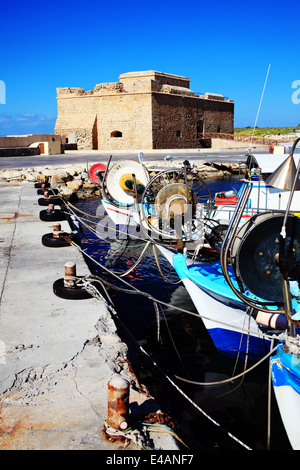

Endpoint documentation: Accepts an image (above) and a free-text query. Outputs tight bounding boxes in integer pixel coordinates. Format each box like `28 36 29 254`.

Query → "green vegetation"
234 125 300 137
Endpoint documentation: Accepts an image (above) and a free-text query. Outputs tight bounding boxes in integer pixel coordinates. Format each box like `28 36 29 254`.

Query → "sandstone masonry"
55 71 234 151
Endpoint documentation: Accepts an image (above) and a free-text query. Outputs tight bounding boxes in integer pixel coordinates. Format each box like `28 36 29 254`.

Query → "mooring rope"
97 290 253 450
82 263 278 390
70 235 281 343
152 244 182 284
53 184 281 450
70 238 281 386
174 344 279 387
103 262 280 450
58 194 281 381
71 272 252 449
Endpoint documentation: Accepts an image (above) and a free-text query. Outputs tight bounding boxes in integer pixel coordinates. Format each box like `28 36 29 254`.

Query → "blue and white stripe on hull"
270 344 300 449
158 246 274 360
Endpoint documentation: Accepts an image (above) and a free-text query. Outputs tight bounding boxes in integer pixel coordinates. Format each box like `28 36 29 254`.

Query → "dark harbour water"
71 176 292 451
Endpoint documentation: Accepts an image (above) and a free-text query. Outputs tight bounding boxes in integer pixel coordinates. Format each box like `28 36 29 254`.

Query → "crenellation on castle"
55 70 234 150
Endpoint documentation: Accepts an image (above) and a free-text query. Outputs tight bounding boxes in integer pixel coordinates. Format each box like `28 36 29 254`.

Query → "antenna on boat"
247 63 271 156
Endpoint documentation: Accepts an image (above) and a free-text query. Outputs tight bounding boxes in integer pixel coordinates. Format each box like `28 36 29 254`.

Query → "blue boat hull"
271 344 300 449
208 326 271 360
158 246 284 360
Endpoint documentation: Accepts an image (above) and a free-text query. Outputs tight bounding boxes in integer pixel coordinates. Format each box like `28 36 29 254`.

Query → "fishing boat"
88 157 150 229
157 244 291 360
267 139 300 449
154 139 300 356
89 155 216 246
159 137 300 448
205 152 300 250
270 336 300 450
89 148 300 255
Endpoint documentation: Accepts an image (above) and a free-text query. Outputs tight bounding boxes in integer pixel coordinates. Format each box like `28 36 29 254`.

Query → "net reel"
231 211 300 303
104 160 150 206
139 164 213 244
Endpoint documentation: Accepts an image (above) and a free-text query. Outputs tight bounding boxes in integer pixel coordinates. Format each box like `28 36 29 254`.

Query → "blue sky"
0 0 299 135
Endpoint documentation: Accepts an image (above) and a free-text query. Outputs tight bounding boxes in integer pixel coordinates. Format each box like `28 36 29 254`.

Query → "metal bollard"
107 375 130 432
53 223 61 238
64 261 76 288
44 191 49 198
48 204 54 212
41 183 46 191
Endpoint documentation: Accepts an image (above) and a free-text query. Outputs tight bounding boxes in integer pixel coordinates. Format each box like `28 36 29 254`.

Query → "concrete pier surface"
0 180 179 450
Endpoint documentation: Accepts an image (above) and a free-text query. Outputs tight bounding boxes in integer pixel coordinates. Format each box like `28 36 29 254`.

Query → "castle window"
111 130 122 138
176 130 181 137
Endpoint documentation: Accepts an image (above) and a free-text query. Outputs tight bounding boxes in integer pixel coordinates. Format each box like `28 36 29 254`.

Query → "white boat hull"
158 245 274 359
102 200 137 227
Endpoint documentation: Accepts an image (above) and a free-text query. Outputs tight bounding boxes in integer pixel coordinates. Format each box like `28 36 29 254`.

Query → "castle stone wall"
55 71 234 150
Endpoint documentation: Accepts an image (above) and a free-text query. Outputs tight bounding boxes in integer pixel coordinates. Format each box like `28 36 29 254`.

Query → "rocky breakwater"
144 160 247 179
0 164 100 200
0 160 247 200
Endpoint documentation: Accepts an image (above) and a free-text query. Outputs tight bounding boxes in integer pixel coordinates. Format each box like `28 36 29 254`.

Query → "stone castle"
54 70 234 150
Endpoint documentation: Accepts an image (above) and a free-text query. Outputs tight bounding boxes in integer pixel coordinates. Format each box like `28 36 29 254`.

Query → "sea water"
71 177 292 450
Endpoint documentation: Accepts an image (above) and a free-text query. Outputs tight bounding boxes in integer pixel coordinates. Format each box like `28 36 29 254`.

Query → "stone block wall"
55 71 234 150
201 99 234 134
55 88 97 150
152 93 199 149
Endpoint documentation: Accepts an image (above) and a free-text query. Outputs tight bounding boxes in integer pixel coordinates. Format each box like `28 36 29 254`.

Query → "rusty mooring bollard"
53 223 61 238
41 183 46 191
48 204 54 212
64 261 76 287
107 375 130 432
44 191 49 198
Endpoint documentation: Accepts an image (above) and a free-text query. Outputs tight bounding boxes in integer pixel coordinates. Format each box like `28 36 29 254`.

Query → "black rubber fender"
53 278 92 300
41 233 71 247
38 197 62 206
37 188 58 195
39 210 66 222
34 182 50 188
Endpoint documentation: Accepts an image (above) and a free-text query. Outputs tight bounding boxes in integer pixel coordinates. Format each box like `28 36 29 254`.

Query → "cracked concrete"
0 180 178 450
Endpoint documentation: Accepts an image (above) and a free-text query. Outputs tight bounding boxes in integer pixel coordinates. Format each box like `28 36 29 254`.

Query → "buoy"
106 376 130 433
89 163 107 184
53 262 92 299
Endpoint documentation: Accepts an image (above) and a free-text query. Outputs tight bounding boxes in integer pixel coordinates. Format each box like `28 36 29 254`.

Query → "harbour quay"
0 178 179 451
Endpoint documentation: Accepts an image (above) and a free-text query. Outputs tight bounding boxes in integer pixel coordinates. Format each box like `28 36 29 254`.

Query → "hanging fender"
255 311 287 330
